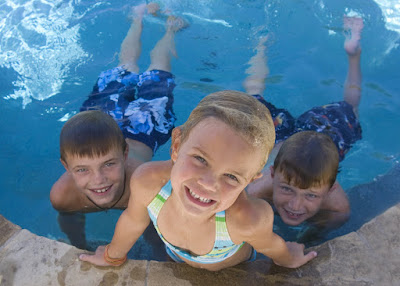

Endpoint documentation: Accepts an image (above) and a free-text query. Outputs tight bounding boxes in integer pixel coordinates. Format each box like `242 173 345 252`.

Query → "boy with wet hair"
79 90 317 270
257 131 348 228
246 16 363 234
50 3 186 249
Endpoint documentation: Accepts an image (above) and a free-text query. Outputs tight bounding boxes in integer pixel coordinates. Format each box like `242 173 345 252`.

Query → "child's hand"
79 245 111 267
276 242 317 268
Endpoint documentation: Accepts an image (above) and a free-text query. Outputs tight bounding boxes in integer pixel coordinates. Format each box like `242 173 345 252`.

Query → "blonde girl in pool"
79 91 317 271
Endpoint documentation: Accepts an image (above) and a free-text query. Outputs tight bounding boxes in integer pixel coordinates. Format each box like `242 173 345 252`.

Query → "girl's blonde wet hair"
180 90 275 170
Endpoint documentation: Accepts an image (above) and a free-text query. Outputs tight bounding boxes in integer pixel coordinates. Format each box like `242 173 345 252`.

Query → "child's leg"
242 36 269 96
343 16 363 115
119 3 160 73
146 16 187 72
243 36 296 143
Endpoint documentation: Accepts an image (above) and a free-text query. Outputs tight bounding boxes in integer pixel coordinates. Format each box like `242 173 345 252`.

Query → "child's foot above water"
133 2 160 20
343 16 363 56
166 16 189 33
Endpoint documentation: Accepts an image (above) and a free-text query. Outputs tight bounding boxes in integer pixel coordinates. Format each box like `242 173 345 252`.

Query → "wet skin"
271 171 331 226
169 118 264 220
62 148 127 208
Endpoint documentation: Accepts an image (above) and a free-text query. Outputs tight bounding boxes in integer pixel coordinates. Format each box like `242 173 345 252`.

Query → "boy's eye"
306 193 317 199
105 162 115 167
281 186 292 193
225 173 238 182
76 168 87 173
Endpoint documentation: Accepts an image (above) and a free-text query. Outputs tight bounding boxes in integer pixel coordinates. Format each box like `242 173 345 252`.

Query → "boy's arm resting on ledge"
242 199 317 268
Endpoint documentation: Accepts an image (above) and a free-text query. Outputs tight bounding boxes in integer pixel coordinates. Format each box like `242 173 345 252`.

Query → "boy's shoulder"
320 182 350 213
246 168 274 201
50 172 87 212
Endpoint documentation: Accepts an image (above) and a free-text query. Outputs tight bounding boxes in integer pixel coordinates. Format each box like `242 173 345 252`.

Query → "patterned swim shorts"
80 67 176 152
295 101 362 161
252 95 362 161
251 94 296 143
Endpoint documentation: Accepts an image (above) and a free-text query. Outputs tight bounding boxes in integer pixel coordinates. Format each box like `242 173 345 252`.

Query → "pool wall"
1 163 399 285
0 204 398 285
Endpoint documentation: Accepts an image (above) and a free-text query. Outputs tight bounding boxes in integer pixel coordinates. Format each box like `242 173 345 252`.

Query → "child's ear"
124 144 129 160
60 158 69 172
170 127 182 162
251 172 263 183
328 182 339 194
269 165 275 178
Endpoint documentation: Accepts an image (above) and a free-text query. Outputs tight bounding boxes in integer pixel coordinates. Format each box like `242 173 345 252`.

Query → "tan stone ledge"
0 204 399 286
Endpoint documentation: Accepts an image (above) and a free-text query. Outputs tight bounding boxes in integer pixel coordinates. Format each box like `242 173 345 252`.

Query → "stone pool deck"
0 202 398 286
2 164 400 285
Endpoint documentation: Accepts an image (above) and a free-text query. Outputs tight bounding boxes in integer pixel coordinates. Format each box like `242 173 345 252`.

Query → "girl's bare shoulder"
227 193 274 242
130 160 172 204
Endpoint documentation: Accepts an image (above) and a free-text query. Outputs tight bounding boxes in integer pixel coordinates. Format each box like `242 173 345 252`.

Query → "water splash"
0 0 89 107
182 12 232 27
373 0 400 34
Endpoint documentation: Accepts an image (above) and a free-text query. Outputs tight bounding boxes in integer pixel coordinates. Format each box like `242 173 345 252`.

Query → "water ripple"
0 0 89 107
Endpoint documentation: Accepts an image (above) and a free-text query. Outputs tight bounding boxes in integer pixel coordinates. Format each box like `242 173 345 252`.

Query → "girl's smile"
170 117 265 216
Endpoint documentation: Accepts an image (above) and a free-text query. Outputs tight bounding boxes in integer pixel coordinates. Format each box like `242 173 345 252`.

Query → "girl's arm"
79 165 155 266
244 199 317 268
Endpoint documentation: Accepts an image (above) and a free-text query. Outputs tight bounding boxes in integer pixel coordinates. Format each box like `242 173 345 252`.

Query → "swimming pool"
1 0 399 258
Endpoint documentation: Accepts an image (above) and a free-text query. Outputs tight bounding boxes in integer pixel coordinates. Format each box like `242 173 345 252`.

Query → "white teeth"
287 210 302 217
93 187 108 193
189 189 211 203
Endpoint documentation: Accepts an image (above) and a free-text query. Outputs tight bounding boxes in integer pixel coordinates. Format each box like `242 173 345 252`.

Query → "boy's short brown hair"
60 110 127 163
180 90 275 169
274 131 339 188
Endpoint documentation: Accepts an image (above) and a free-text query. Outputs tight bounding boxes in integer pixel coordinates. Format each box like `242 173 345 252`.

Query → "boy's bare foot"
166 16 188 33
133 2 160 21
343 16 363 56
146 3 160 16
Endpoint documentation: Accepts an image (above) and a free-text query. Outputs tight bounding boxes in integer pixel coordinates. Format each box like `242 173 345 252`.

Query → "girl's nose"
198 171 218 192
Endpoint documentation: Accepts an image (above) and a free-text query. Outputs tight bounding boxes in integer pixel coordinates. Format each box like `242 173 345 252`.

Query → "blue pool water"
1 0 399 256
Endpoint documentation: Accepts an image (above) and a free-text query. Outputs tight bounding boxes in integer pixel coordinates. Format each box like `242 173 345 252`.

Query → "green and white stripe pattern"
147 180 244 264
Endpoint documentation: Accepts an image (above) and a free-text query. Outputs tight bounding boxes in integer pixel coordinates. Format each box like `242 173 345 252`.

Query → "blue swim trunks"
252 95 362 161
295 101 362 161
80 67 176 153
251 95 296 143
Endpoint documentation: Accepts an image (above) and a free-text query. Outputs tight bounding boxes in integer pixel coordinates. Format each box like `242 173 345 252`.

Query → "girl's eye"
225 174 238 182
194 156 206 164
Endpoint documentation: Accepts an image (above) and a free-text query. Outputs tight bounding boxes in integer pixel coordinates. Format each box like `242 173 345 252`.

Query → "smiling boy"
245 16 363 237
50 4 186 249
248 131 350 230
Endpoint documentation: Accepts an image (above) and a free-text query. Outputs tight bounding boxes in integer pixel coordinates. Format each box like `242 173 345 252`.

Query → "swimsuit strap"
214 211 235 248
147 180 245 264
147 180 172 224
